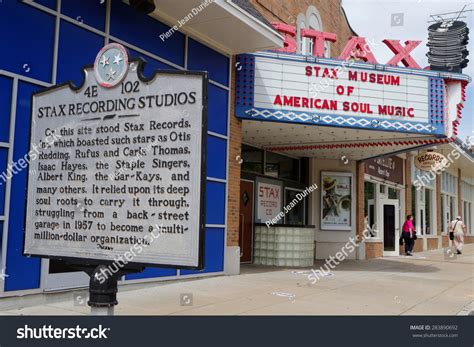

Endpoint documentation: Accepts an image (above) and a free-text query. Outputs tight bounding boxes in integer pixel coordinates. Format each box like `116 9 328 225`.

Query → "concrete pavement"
0 244 473 315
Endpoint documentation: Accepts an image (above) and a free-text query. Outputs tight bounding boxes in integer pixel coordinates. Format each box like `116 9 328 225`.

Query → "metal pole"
87 264 119 316
90 306 115 316
70 263 143 316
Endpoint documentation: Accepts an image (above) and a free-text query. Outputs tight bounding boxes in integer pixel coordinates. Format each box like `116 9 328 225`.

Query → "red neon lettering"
338 37 378 64
271 22 297 53
383 40 421 68
271 23 422 68
301 28 337 57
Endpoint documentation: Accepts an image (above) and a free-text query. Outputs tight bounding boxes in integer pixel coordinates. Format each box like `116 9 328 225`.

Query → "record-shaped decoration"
427 20 469 72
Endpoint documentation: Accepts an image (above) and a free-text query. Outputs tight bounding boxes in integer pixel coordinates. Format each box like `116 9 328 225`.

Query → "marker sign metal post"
23 44 207 311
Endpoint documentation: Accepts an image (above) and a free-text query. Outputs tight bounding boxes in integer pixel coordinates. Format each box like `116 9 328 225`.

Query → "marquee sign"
235 52 447 135
23 44 207 269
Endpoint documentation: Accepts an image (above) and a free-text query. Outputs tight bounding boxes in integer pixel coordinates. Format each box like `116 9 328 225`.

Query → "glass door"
380 199 400 256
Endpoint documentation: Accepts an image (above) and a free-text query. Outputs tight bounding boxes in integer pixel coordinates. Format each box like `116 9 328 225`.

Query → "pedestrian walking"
449 216 467 255
401 215 415 256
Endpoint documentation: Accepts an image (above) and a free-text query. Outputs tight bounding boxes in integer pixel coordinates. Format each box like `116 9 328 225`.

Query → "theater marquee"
235 52 447 135
23 44 207 269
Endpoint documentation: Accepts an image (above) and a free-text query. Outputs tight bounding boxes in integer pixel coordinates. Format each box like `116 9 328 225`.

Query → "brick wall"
442 235 449 248
366 242 383 259
225 0 357 249
427 238 438 250
399 239 423 253
441 235 473 248
226 56 242 247
249 0 355 57
413 239 423 252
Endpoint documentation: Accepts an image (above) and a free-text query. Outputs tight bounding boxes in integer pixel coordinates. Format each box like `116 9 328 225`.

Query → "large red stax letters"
272 23 422 68
300 28 337 57
272 22 297 53
338 37 378 64
383 40 422 68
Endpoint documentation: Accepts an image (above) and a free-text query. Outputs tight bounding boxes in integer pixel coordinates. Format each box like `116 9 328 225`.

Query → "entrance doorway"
380 199 400 256
239 180 254 263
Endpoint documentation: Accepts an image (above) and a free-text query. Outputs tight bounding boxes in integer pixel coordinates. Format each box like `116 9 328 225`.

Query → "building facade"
0 0 281 296
0 0 472 298
230 0 473 265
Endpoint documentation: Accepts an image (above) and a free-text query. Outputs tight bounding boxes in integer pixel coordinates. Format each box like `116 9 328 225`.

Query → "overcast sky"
342 0 473 142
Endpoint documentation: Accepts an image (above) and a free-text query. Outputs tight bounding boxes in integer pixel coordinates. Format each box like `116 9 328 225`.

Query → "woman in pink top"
401 215 415 256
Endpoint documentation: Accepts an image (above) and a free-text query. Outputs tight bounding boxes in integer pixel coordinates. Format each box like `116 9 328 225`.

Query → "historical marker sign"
23 44 207 269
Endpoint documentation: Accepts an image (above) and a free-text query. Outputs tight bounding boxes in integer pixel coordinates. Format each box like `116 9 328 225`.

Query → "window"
441 194 446 233
441 173 458 233
265 151 300 181
425 189 432 234
298 20 307 55
242 145 300 182
284 188 305 225
462 201 470 233
364 181 376 235
306 6 329 57
441 194 455 233
450 196 455 221
295 6 330 57
241 144 264 174
461 180 473 234
413 186 433 236
388 187 399 199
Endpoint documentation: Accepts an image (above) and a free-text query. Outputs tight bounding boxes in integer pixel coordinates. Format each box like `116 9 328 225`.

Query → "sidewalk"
1 245 473 315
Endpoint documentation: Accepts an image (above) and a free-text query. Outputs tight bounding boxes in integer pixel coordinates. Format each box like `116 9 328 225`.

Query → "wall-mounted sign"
235 53 443 135
365 156 404 185
255 177 283 224
23 44 208 269
415 151 448 172
321 172 352 230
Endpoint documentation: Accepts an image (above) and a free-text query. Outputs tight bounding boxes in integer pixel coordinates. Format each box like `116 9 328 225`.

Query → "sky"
342 0 473 142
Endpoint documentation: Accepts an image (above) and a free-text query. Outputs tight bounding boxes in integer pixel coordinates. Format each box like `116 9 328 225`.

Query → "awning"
148 0 283 54
242 120 447 160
